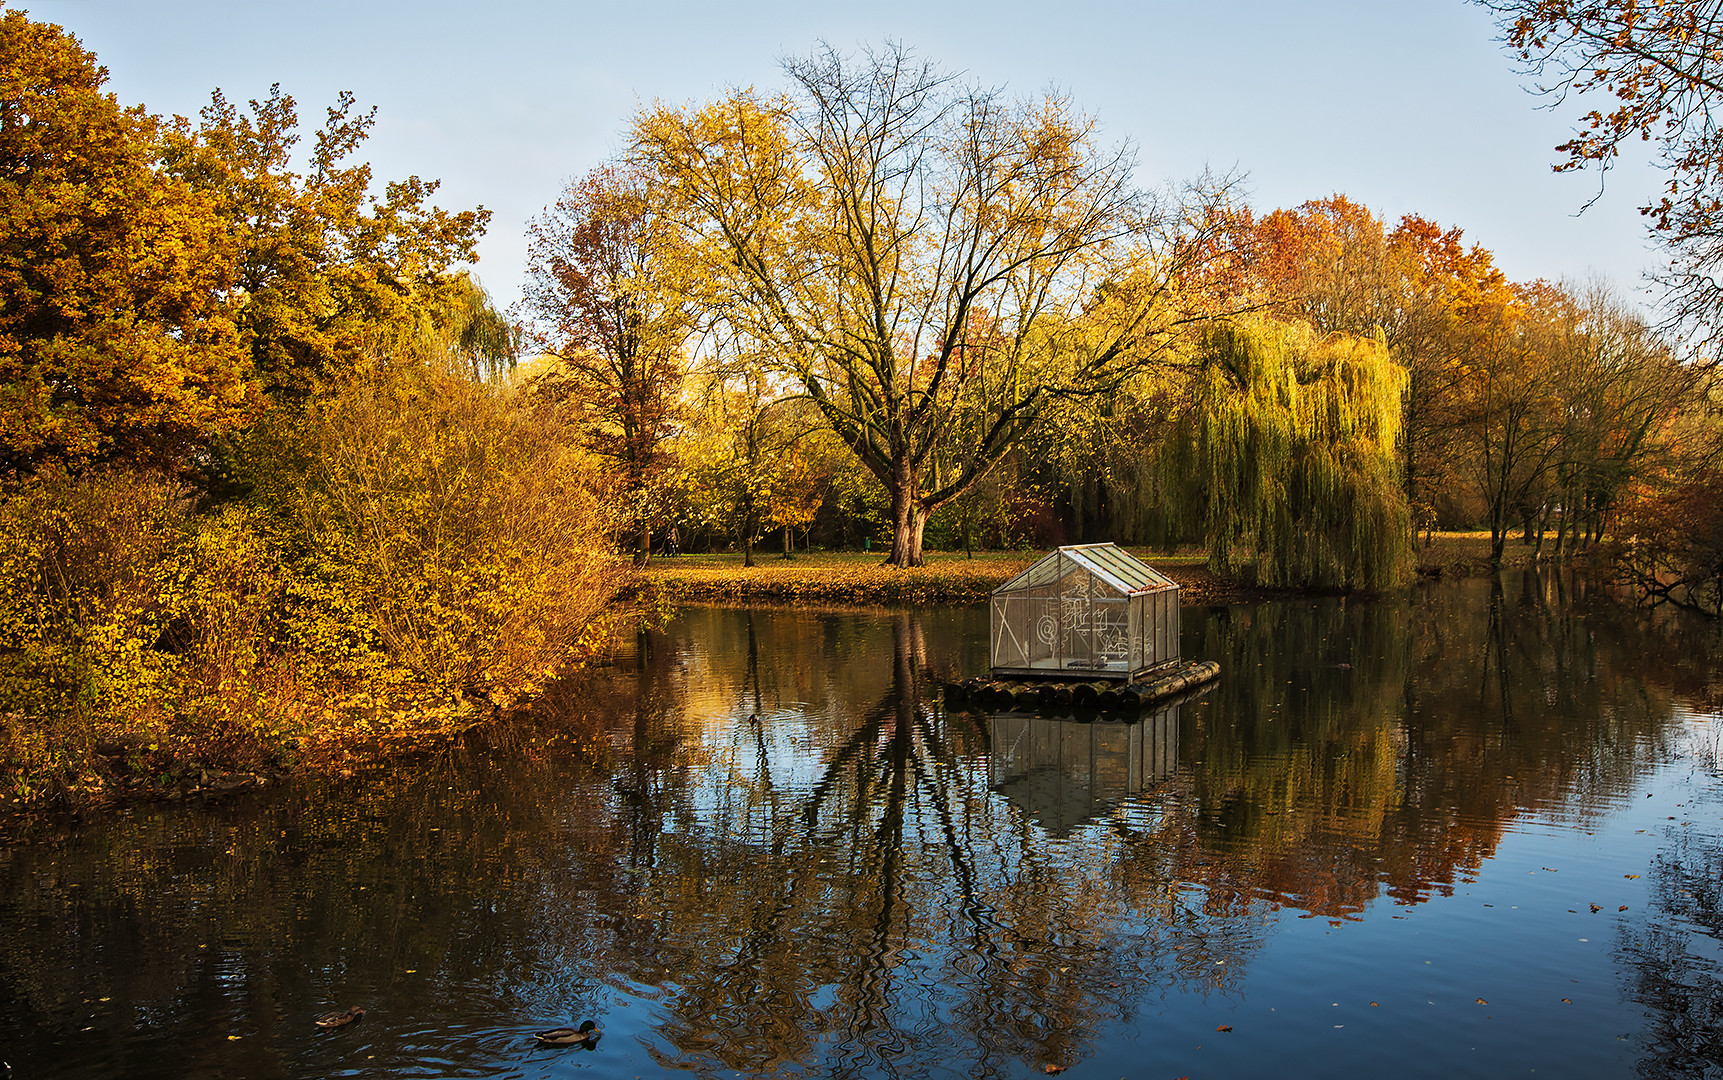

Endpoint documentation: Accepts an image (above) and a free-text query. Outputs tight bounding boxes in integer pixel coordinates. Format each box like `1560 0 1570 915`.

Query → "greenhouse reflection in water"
984 706 1181 836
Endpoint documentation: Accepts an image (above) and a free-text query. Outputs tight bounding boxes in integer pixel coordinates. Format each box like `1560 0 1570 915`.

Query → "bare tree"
636 43 1238 566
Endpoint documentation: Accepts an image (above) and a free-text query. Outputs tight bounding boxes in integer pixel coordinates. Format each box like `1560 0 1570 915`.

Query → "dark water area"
3 572 1722 1079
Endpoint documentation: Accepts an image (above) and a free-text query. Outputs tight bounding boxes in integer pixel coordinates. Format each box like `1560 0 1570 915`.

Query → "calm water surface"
3 572 1722 1078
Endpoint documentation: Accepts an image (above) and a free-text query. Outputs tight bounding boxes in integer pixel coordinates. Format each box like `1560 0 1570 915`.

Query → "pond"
2 571 1721 1079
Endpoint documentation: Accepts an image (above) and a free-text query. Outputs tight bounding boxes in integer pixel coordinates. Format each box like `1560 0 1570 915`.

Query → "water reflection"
595 610 1250 1078
1 572 1721 1079
986 709 1181 836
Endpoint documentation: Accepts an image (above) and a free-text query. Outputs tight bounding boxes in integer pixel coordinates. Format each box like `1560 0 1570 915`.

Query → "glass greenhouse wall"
989 544 1180 682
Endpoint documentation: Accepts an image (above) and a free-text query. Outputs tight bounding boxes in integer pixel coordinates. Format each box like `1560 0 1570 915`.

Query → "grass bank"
639 534 1565 608
641 549 1247 606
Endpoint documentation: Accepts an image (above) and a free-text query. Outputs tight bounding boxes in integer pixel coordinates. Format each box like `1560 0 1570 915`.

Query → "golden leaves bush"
284 352 619 716
0 352 620 802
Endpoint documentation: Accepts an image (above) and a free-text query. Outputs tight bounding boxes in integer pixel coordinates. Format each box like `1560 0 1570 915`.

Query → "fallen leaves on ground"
637 551 1235 606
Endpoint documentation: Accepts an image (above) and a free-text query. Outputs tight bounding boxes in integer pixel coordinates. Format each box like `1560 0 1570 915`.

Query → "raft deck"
943 659 1220 713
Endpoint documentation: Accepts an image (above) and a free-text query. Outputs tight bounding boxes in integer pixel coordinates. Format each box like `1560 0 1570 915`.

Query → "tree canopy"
522 162 697 564
159 84 491 399
1163 317 1414 590
0 11 252 474
635 43 1237 566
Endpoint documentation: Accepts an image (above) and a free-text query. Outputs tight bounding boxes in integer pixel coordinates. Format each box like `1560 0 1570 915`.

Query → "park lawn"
640 534 1549 607
1415 530 1560 572
642 550 1041 605
642 547 1213 606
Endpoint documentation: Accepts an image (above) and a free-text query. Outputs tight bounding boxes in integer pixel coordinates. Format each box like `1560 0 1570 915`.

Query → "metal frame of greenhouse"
988 544 1180 683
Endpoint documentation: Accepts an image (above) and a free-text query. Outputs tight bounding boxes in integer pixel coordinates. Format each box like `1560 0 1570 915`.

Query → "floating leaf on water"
1217 1024 1233 1032
1475 998 1488 1005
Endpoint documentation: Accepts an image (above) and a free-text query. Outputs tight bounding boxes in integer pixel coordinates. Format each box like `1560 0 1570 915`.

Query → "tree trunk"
887 507 928 566
635 519 651 569
884 461 931 567
780 524 793 559
885 499 930 567
1554 477 1571 555
743 531 755 567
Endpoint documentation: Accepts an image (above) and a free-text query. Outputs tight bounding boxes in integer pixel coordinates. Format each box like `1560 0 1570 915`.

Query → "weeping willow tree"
1164 317 1414 590
418 271 519 383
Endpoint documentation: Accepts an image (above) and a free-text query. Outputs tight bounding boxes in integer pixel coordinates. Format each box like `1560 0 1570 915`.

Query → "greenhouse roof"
995 544 1177 596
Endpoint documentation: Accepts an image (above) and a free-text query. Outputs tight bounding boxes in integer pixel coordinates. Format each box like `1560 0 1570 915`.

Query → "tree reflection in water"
605 610 1256 1077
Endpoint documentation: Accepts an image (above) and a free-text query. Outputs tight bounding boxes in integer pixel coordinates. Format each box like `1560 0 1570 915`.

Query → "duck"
533 1019 601 1046
315 1006 365 1029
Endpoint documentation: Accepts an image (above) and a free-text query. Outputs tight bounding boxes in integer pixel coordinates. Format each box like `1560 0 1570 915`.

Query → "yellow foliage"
0 348 622 803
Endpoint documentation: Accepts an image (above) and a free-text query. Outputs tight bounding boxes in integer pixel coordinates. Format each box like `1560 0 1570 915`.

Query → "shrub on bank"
0 355 620 805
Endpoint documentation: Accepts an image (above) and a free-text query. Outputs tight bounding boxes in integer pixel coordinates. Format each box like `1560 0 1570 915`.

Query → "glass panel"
991 595 1031 670
1027 581 1060 671
1128 593 1143 672
997 549 1065 593
1064 543 1177 593
1058 566 1095 669
1093 598 1130 671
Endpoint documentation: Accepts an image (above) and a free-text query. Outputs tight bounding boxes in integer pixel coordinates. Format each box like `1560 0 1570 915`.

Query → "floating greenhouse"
988 543 1180 683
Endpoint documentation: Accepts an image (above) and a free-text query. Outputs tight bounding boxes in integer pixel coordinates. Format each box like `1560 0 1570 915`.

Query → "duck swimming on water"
315 1006 364 1029
533 1019 601 1046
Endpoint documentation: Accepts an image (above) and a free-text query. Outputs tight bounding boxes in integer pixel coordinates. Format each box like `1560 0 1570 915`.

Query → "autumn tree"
158 84 490 400
1242 196 1514 536
1482 0 1723 343
0 11 254 475
679 350 835 565
523 163 695 565
1445 282 1570 563
421 271 518 383
1525 282 1693 551
1161 317 1414 589
636 43 1236 567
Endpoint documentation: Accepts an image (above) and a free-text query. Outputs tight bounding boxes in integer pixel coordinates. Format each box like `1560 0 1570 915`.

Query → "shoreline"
632 540 1553 608
0 538 1572 836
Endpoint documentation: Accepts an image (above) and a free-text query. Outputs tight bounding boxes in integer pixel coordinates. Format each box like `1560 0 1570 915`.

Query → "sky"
31 0 1668 313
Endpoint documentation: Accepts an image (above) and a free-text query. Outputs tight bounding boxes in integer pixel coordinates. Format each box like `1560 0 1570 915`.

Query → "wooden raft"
943 659 1220 713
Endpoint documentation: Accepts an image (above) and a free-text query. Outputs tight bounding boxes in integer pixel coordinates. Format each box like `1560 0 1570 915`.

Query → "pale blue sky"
33 0 1663 311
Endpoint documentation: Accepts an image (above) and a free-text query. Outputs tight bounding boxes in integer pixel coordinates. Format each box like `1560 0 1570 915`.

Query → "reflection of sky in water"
2 572 1722 1078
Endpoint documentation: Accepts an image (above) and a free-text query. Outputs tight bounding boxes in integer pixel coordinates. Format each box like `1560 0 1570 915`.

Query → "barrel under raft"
942 659 1220 715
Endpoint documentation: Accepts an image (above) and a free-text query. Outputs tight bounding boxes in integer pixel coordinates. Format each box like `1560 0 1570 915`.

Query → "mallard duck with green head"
533 1019 600 1046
